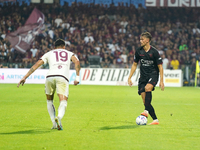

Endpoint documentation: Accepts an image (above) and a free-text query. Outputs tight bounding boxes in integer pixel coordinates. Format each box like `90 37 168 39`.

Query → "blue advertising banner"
95 0 112 7
77 0 94 4
131 0 145 8
113 0 130 6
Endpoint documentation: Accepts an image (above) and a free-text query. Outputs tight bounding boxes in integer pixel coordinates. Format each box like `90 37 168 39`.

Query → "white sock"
144 110 149 114
47 100 56 125
58 100 67 120
154 119 159 122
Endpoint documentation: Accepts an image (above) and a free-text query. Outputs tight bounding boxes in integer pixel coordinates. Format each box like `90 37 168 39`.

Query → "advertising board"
0 68 182 87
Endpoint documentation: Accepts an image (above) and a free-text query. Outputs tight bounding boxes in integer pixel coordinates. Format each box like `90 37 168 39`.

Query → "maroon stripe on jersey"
46 75 69 82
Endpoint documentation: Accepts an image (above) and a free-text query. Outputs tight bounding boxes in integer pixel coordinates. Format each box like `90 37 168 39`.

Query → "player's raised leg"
55 94 68 130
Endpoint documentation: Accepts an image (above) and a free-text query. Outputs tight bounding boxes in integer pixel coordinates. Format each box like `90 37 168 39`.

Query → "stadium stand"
0 2 200 85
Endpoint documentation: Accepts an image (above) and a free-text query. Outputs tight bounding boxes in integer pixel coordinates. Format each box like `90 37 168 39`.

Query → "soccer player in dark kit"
128 32 164 125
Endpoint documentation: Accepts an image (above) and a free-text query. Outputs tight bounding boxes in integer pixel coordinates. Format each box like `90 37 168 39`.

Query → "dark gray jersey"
134 46 162 78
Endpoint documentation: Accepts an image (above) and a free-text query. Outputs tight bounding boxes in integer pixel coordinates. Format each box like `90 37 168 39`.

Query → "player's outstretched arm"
128 62 137 87
158 64 164 91
17 59 44 87
71 55 81 85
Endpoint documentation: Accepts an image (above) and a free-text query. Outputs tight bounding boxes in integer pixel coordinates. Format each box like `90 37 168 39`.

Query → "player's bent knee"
58 94 68 101
145 85 153 92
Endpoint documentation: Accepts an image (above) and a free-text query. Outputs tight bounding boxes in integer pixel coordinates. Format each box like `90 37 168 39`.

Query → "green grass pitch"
0 84 199 150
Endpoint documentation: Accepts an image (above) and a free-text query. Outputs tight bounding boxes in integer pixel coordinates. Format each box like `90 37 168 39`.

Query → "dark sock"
145 92 157 120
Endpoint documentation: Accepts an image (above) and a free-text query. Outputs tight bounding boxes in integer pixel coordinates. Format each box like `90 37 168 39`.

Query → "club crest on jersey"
149 54 152 57
58 65 62 69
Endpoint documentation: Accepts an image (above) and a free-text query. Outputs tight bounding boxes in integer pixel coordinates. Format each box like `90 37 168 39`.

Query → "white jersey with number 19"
41 48 74 81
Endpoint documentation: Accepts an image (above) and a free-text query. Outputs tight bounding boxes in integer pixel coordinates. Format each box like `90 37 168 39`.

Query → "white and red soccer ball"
136 115 147 125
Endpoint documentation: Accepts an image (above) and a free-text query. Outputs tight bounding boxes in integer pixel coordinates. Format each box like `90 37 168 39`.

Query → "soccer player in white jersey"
17 39 81 130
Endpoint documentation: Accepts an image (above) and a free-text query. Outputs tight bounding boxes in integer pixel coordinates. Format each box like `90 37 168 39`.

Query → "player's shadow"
100 125 139 130
0 129 51 135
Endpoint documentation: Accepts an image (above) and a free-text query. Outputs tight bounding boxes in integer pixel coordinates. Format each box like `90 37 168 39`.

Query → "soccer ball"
136 115 147 125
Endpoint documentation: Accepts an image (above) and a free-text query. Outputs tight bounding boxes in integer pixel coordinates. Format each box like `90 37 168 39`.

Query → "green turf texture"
0 84 199 150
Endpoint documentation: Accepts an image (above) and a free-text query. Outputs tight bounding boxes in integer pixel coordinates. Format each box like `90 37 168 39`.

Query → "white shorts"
45 77 69 97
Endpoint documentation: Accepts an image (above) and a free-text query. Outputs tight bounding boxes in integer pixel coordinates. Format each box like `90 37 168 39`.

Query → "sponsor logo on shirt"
141 59 154 66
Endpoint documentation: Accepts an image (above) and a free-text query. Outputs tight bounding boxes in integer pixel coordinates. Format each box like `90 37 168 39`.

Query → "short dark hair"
55 39 65 48
141 32 152 42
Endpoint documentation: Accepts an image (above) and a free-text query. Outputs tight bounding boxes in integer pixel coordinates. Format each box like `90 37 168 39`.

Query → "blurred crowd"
0 2 200 84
